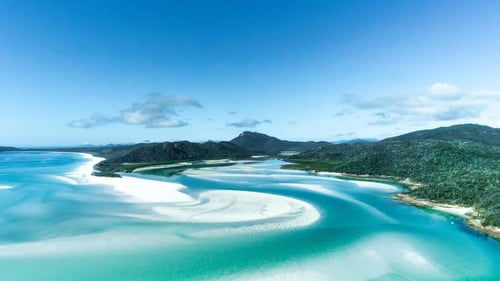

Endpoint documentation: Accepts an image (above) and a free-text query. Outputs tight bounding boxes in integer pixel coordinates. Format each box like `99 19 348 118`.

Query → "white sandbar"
153 189 319 224
66 153 192 203
432 205 474 218
89 175 193 203
67 153 320 229
349 180 400 192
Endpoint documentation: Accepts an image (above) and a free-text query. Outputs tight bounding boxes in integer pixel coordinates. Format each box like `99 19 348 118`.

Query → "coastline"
394 193 500 239
312 170 499 239
74 154 500 239
68 153 193 203
67 153 320 230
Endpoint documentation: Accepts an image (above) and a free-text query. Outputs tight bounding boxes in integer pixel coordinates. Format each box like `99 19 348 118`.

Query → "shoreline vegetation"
3 124 498 239
89 148 500 239
394 193 500 239
280 125 500 239
302 169 500 239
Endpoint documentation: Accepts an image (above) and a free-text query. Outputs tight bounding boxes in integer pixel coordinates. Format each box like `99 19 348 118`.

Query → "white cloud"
428 82 460 96
67 113 112 129
227 118 272 128
147 119 188 128
342 82 500 128
68 94 201 129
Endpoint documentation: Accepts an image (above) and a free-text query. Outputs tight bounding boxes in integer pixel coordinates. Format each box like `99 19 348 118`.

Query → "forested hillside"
230 131 331 152
286 124 500 227
95 141 250 174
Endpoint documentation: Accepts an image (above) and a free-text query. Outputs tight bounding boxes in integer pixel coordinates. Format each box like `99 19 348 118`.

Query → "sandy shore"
395 193 500 239
317 171 342 177
66 154 194 203
132 162 193 172
65 153 320 231
315 170 499 239
347 180 401 192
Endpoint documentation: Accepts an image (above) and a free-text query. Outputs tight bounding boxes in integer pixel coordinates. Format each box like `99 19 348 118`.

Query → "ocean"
0 151 499 280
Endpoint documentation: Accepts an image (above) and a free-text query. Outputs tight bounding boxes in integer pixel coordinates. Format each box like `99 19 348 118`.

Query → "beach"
67 153 320 230
395 193 500 239
315 170 499 239
1 152 499 280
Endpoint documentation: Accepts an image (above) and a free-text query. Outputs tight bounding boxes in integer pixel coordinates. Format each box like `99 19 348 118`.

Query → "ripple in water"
0 152 499 281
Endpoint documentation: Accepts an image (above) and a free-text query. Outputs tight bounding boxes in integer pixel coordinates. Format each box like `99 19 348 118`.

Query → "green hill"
230 131 331 153
382 124 500 145
285 124 500 227
95 141 251 175
0 146 17 152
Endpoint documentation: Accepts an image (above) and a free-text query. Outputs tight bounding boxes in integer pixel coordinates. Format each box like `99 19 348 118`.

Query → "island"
5 124 498 238
281 124 500 238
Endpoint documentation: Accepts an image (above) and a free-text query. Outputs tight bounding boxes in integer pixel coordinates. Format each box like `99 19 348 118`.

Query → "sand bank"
348 180 401 192
132 162 193 172
65 154 192 203
153 189 319 224
317 171 342 177
67 154 320 230
89 175 193 203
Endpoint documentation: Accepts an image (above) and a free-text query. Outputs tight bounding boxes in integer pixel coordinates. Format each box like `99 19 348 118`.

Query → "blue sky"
1 0 499 146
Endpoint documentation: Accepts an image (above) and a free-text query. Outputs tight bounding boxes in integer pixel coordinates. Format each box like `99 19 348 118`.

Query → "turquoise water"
0 152 499 280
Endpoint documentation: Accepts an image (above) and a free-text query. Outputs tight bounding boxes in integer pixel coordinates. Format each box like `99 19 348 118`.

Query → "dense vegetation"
230 131 331 153
2 124 498 227
286 124 500 227
95 141 251 175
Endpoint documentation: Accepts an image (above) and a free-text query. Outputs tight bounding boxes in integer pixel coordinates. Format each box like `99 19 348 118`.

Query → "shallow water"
0 152 499 280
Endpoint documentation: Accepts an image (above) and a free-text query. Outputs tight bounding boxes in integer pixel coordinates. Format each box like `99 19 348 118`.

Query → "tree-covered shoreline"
284 124 500 229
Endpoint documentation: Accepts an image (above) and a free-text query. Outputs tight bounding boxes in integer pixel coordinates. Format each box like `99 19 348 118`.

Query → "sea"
0 151 499 281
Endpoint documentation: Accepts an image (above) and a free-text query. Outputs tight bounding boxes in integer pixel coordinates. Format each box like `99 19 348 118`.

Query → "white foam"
0 185 14 189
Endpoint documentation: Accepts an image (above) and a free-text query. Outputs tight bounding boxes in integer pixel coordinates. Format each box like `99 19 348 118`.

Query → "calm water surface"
0 152 499 281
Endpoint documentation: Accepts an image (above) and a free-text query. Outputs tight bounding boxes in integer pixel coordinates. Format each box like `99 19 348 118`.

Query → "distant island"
1 123 498 237
0 146 18 152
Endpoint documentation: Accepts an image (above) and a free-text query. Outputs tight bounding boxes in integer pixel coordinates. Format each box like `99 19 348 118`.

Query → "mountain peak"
230 131 330 152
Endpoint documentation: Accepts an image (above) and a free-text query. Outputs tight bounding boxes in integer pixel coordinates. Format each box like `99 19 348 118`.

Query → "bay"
0 152 498 280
